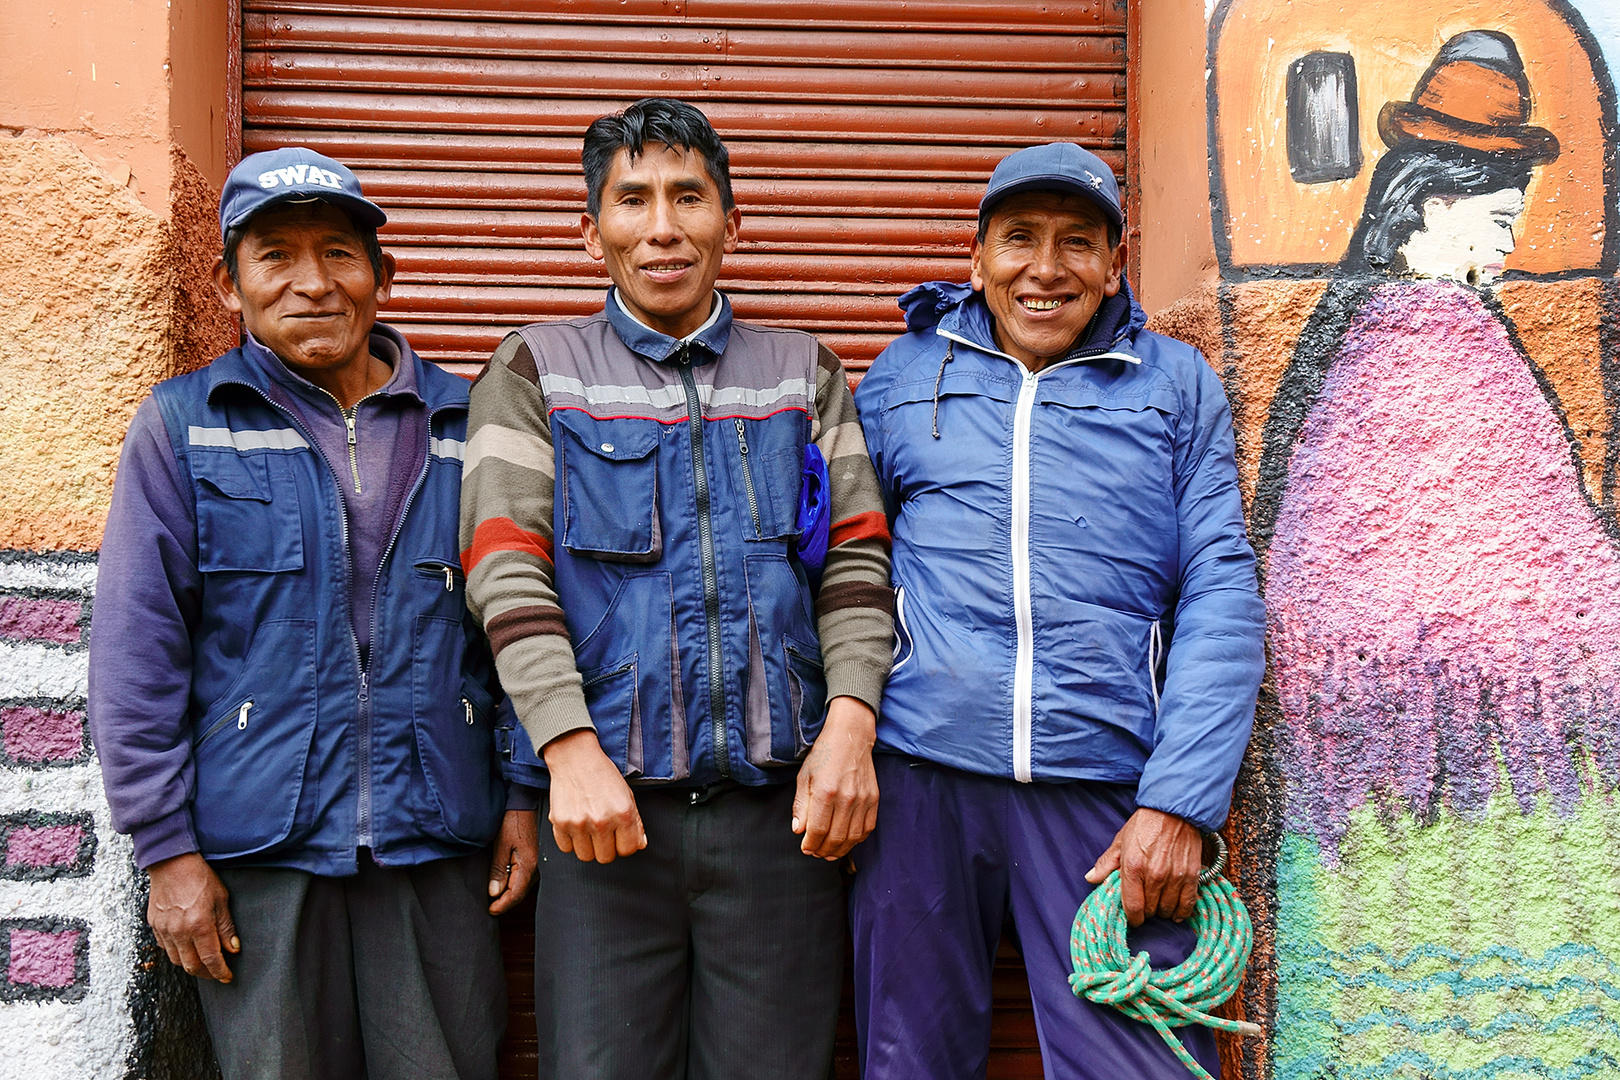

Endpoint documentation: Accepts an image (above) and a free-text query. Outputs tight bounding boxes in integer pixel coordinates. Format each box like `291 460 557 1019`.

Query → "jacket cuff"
516 695 595 758
504 782 542 813
825 660 887 718
1131 791 1226 835
131 809 199 870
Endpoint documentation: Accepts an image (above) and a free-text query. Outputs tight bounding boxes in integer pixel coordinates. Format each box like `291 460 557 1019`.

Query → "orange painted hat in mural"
1378 30 1560 163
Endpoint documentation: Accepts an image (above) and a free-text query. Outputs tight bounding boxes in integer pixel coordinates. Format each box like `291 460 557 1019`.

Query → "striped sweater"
460 294 893 769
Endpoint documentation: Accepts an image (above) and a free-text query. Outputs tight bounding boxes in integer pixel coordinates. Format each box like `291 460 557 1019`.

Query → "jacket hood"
897 276 1147 356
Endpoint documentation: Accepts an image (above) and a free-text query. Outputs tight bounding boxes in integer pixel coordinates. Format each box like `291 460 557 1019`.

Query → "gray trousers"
196 852 505 1080
534 781 845 1080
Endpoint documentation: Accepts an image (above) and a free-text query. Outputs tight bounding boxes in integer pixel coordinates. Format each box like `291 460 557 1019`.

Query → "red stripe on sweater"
461 518 554 576
829 511 891 549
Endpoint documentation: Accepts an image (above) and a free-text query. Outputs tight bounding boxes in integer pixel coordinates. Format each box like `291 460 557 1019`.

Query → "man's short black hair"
976 196 1123 250
221 203 386 287
582 98 735 219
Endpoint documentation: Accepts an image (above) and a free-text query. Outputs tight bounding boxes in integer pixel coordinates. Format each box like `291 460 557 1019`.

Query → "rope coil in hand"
1069 834 1262 1080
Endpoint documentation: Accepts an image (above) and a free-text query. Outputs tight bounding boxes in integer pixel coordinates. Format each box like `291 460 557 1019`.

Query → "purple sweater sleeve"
87 397 205 869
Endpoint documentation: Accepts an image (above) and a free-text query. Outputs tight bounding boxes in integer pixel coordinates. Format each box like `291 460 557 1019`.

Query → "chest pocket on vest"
190 451 305 573
729 418 802 542
557 417 662 563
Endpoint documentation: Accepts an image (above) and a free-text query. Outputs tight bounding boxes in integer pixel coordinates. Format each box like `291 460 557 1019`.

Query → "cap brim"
224 190 388 232
979 176 1124 228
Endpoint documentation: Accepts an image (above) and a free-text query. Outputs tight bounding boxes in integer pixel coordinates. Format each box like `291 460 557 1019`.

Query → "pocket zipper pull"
462 697 474 726
444 566 455 591
237 700 253 730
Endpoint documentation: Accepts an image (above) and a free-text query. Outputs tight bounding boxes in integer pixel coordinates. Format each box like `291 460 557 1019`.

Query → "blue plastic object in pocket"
795 444 831 590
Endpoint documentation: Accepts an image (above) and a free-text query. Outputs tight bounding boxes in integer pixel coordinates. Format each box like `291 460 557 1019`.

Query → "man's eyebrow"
609 178 652 197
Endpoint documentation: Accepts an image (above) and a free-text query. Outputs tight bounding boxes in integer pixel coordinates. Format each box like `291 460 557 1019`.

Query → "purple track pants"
849 754 1222 1080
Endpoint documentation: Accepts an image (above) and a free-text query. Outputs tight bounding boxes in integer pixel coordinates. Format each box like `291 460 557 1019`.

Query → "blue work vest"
497 298 827 787
150 342 503 874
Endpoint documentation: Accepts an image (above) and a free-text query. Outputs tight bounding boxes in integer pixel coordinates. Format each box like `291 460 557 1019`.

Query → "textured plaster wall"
0 135 233 550
1142 2 1620 1077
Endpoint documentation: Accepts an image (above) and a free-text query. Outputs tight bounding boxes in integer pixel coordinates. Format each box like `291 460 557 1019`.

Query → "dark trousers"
534 781 845 1080
849 755 1220 1080
196 852 506 1080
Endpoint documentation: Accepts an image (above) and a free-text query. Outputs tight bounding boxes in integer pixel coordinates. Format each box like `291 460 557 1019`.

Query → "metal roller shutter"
238 4 1127 1077
240 0 1126 378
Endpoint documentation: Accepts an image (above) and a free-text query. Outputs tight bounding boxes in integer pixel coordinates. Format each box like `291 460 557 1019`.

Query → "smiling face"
971 191 1125 371
212 201 394 386
1397 187 1526 285
580 143 741 340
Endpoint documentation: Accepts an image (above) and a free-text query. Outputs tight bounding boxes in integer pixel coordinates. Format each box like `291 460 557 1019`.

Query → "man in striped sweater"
459 98 894 1080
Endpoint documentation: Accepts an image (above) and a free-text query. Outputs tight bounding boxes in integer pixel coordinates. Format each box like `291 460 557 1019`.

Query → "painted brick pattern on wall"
0 553 144 1079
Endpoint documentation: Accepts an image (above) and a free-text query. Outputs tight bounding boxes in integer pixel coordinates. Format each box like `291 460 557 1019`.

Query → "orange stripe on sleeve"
829 510 891 549
461 517 555 576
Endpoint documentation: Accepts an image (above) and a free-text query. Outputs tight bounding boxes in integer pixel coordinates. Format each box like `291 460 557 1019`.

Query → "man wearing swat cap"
849 142 1266 1078
88 147 537 1080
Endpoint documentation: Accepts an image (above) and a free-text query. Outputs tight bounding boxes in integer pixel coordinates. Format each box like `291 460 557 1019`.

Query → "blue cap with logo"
219 147 387 238
978 142 1123 230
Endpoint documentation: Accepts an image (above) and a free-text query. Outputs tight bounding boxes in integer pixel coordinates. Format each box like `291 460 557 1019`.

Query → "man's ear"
375 250 397 307
968 234 985 292
722 205 741 254
1104 238 1126 298
211 258 244 315
580 212 604 261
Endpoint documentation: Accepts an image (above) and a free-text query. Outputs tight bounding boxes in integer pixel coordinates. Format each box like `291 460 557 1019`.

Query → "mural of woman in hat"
1253 29 1620 855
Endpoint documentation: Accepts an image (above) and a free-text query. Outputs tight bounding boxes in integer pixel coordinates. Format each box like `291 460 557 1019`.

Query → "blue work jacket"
854 282 1265 831
148 345 504 873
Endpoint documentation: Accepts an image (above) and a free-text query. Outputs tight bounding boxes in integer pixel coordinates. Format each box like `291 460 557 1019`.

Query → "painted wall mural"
1204 2 1620 1078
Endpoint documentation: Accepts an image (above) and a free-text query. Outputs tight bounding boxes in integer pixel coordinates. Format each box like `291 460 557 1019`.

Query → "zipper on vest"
679 354 730 779
254 395 373 847
734 419 763 538
343 407 361 494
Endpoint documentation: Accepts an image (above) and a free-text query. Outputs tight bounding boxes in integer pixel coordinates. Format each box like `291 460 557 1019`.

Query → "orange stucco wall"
0 0 233 550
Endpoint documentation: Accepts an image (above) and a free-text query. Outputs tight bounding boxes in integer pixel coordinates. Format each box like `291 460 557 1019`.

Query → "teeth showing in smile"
644 263 689 272
1022 298 1066 311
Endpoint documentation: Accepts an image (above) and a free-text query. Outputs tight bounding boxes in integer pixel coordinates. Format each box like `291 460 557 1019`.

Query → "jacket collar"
899 277 1147 365
202 323 467 413
604 287 733 365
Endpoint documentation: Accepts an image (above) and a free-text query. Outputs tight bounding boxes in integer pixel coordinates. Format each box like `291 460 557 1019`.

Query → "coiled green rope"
1068 849 1262 1080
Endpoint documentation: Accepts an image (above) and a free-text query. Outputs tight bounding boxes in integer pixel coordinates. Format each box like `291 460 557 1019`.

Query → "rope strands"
1069 861 1262 1080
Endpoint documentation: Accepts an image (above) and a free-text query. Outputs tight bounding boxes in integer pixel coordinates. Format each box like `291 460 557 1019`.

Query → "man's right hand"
542 728 647 864
146 852 238 982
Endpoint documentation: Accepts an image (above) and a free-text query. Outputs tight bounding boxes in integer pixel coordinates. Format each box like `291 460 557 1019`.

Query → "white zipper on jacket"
937 328 1138 783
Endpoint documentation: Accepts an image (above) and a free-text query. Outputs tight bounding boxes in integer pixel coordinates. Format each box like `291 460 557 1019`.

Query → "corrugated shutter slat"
243 0 1125 370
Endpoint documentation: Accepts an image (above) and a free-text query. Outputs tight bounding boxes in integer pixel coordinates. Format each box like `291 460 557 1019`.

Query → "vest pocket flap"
191 450 273 501
556 418 661 562
190 451 305 573
557 419 659 462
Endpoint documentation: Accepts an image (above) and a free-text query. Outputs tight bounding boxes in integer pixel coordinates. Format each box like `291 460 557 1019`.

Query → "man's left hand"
792 696 879 861
487 808 539 914
1085 807 1203 926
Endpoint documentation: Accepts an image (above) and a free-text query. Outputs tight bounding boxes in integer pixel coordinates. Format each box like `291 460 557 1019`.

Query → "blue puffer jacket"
148 346 505 874
854 281 1265 831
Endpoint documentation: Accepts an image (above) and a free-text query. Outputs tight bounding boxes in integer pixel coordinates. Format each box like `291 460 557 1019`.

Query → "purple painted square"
8 928 80 988
0 597 83 644
5 824 84 869
1 706 85 764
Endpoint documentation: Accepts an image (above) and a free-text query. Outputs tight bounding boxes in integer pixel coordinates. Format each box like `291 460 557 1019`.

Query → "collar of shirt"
242 326 424 410
605 288 733 365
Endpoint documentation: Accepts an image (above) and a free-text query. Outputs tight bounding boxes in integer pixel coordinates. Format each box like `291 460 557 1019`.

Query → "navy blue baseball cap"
219 147 387 238
978 143 1123 230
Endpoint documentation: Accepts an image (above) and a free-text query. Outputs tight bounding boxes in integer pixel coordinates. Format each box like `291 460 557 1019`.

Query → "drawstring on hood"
931 340 955 439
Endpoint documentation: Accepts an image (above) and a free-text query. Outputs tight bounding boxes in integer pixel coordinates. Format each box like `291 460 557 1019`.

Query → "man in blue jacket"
850 143 1266 1078
87 148 536 1080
